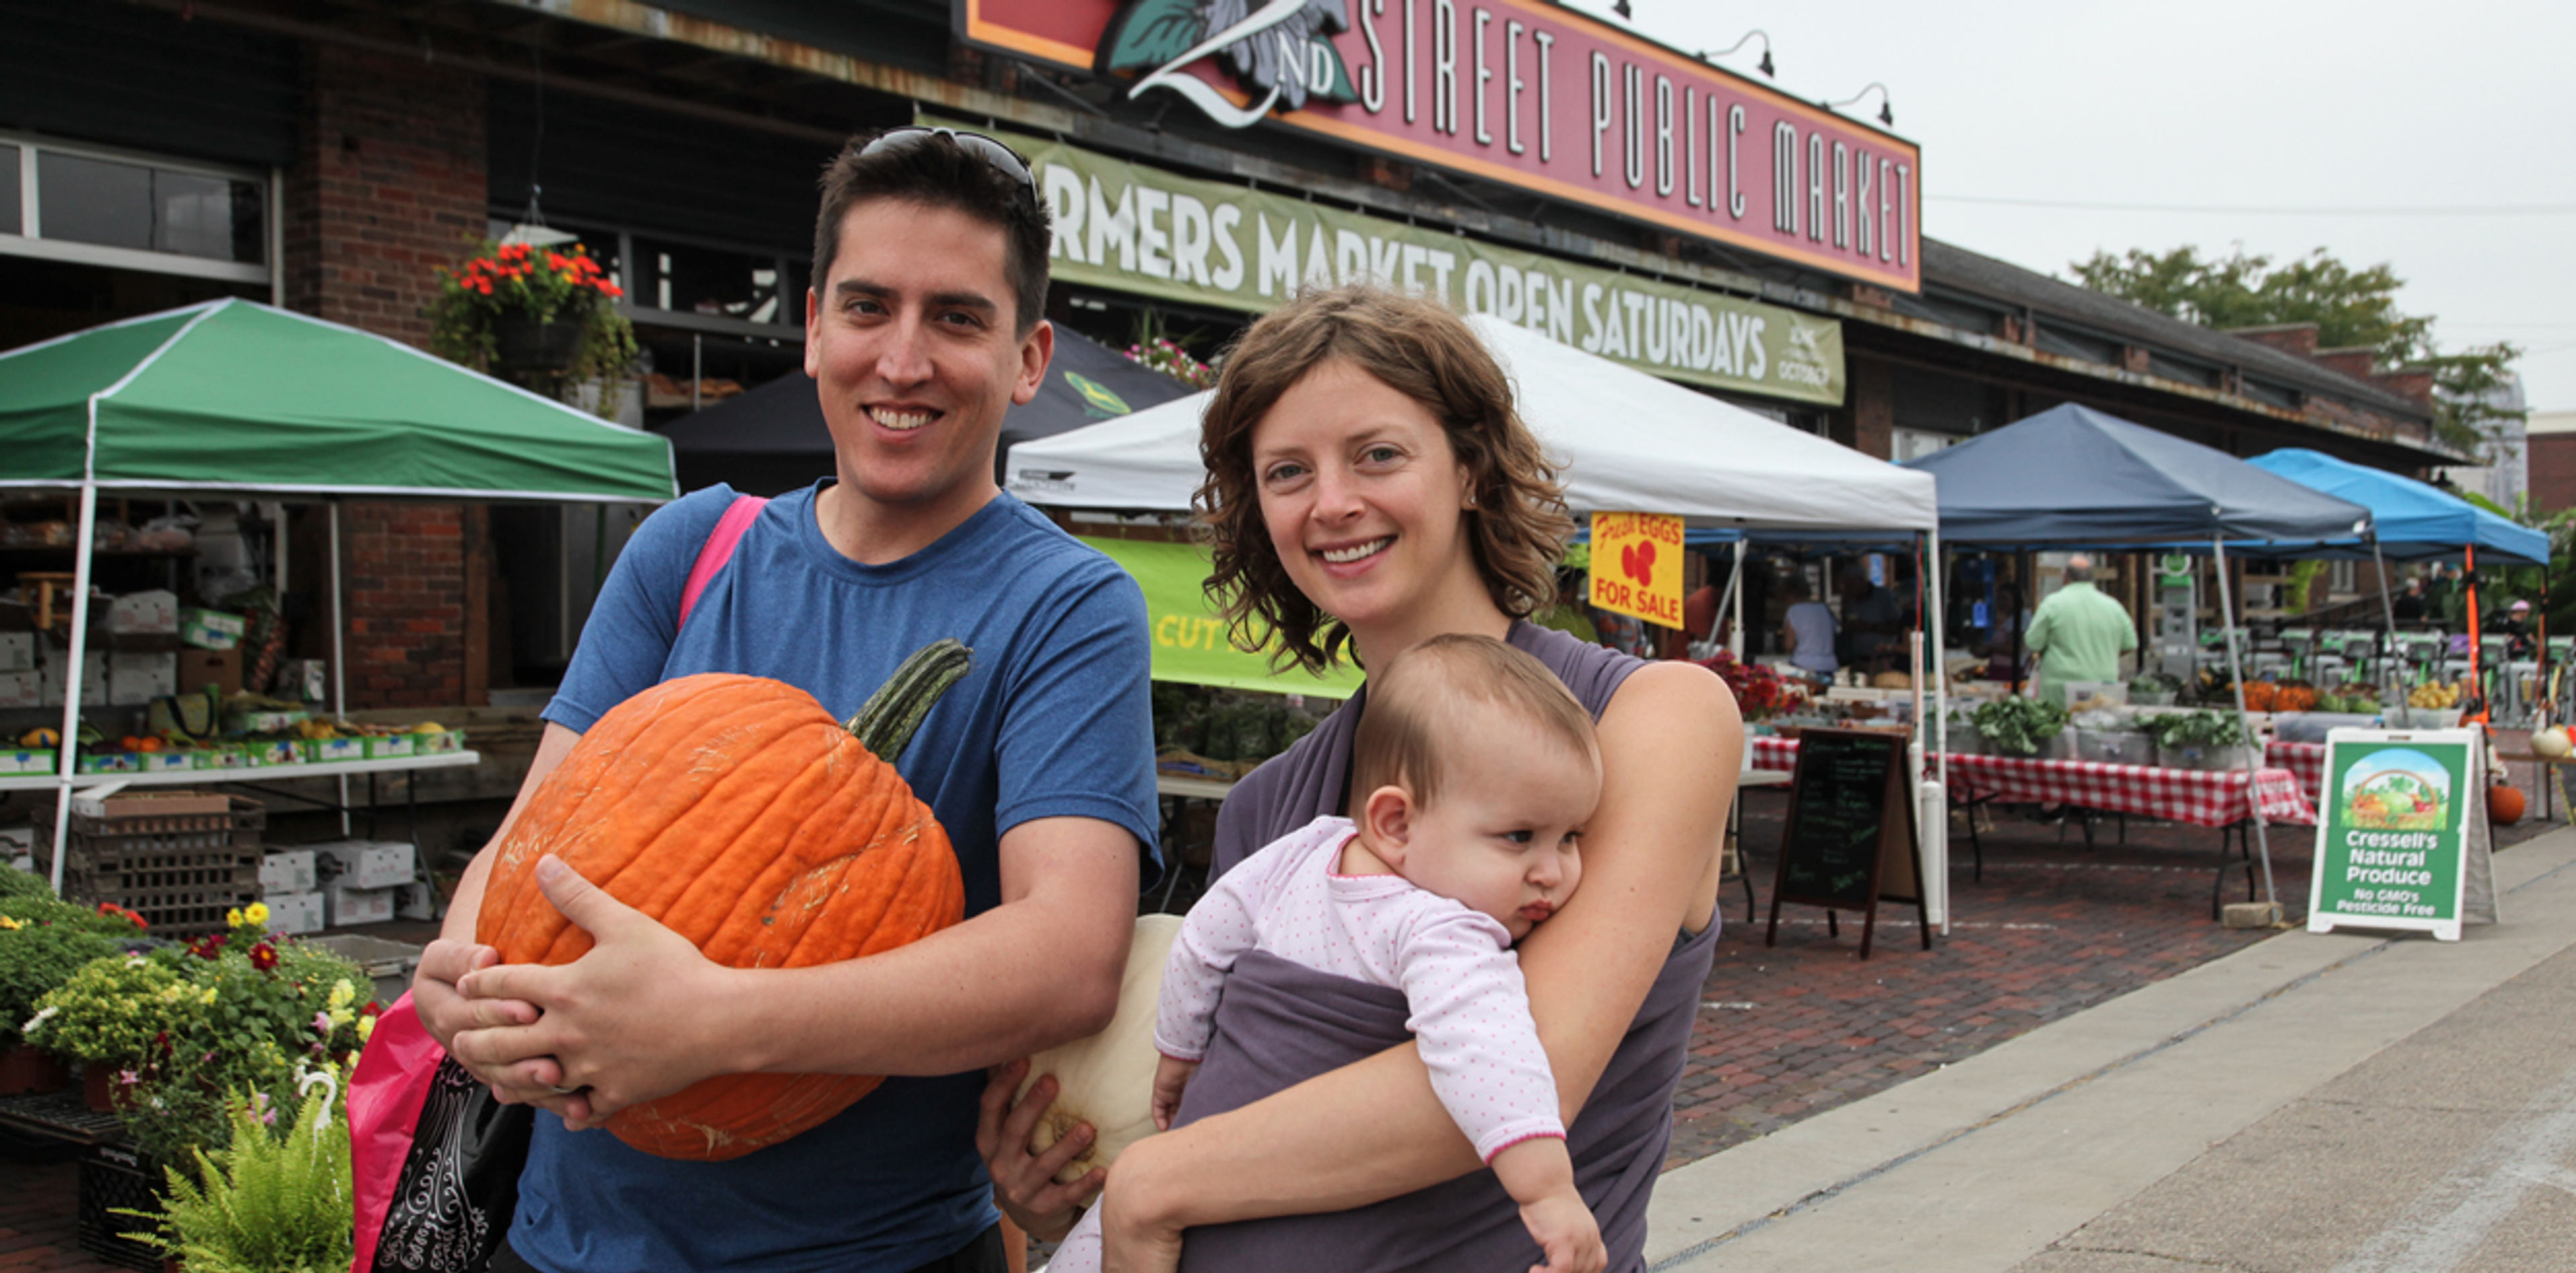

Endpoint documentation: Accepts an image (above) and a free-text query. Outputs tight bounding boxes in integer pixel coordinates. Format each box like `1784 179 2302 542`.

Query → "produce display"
476 641 972 1162
2407 681 2466 710
1014 914 1183 1184
1970 698 2070 757
2139 710 2251 753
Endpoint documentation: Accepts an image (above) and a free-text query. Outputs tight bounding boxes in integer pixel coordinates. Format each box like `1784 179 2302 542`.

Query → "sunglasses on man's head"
857 127 1037 200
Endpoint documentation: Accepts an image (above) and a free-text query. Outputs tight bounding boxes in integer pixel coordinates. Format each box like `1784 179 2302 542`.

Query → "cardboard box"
134 751 193 773
361 734 416 760
40 652 109 706
277 659 327 703
178 608 246 651
316 840 415 891
237 739 300 767
0 749 54 775
302 737 363 765
393 881 439 922
263 889 327 936
0 670 40 709
323 881 394 928
107 590 178 634
108 651 177 706
0 632 33 672
259 848 318 895
71 789 231 820
176 647 242 698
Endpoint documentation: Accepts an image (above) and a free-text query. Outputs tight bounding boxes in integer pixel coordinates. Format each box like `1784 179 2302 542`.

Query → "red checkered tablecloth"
2267 740 2325 802
1747 736 2316 828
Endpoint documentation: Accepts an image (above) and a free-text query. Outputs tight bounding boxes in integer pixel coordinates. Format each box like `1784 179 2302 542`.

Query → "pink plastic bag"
347 993 443 1273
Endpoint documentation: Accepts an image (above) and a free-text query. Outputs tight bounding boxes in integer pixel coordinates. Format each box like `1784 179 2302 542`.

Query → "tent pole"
48 484 102 893
2214 535 2278 909
2371 541 2402 701
1727 539 1746 658
2012 551 2029 696
1925 525 1949 933
2465 544 2485 724
330 500 350 836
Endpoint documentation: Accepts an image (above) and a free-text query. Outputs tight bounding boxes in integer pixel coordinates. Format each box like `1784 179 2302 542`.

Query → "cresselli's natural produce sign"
2306 735 2477 942
955 0 1921 292
935 119 1845 405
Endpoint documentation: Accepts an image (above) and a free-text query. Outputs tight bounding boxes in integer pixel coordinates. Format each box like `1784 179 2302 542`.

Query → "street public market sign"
937 119 1845 405
2307 728 2500 942
955 0 1921 294
1587 512 1684 628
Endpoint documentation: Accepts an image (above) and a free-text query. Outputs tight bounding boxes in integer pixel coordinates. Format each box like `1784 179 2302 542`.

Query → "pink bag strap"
678 495 769 630
347 991 442 1273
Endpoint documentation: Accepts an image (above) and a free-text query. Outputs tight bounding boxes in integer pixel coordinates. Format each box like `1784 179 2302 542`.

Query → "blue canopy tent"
1904 404 2378 913
2246 447 2553 726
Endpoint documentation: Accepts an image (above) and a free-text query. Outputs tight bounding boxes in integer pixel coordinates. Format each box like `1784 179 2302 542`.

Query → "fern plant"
120 1072 353 1273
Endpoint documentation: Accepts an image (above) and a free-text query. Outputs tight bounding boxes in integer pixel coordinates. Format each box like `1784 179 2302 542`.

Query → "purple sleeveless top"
1177 622 1721 1273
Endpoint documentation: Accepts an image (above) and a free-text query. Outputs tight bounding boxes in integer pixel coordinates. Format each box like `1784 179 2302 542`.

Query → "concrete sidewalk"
1646 826 2576 1273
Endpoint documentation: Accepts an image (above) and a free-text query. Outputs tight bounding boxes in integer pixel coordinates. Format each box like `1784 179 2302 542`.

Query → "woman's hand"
1097 1136 1187 1273
976 1059 1106 1241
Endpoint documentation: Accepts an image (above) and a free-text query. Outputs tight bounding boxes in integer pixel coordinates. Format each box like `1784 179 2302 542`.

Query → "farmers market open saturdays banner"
936 118 1844 406
1081 537 1363 698
2307 730 2498 942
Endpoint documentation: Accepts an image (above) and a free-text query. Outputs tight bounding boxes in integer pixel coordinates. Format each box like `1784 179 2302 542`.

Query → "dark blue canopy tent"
1902 404 2379 914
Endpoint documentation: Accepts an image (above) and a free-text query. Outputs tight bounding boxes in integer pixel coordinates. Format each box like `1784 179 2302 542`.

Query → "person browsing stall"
413 128 1158 1273
2025 553 2137 704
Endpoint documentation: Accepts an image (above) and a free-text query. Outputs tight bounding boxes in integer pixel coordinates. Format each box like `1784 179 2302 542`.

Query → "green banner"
1081 537 1362 699
937 118 1843 406
2309 736 2469 932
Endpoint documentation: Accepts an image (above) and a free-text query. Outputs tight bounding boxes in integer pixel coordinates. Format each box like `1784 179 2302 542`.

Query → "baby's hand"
1150 1055 1199 1131
1518 1188 1605 1273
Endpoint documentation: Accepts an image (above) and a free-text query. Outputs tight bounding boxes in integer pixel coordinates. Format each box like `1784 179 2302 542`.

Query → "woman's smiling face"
1250 359 1487 645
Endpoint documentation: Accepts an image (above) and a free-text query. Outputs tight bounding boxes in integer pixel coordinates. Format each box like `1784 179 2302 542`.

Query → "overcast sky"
1556 0 2576 414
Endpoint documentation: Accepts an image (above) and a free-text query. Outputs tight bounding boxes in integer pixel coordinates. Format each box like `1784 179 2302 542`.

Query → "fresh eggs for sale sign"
2308 730 2491 942
1588 512 1683 628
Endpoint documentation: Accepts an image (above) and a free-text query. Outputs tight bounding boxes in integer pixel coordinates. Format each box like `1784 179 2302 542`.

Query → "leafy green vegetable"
1971 698 2070 757
2139 710 2249 751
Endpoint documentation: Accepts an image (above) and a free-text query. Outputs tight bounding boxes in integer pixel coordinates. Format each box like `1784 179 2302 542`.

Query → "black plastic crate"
76 1142 166 1272
36 796 264 938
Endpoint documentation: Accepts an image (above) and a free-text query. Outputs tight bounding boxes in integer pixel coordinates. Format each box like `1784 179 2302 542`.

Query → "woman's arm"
1102 662 1742 1244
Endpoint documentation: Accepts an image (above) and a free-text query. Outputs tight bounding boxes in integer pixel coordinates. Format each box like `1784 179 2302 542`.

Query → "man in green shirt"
2027 554 2137 703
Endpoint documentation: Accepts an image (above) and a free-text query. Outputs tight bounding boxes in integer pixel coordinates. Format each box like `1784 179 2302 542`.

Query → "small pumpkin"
2489 784 2526 825
2239 681 2277 713
477 640 972 1161
1015 914 1184 1184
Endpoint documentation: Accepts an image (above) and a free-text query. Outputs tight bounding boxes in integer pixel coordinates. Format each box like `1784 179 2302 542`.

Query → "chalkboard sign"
1766 728 1931 958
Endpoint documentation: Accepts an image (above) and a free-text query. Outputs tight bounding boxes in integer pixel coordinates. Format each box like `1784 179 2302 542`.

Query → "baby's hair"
1352 634 1599 808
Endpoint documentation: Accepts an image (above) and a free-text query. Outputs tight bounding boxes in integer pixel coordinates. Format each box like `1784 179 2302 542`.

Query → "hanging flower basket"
428 240 639 417
492 315 587 374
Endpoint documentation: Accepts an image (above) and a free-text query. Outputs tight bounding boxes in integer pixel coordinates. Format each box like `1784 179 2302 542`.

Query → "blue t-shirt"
511 482 1160 1273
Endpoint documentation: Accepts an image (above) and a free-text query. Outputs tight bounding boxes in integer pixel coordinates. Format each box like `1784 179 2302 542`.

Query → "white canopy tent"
1008 315 1955 926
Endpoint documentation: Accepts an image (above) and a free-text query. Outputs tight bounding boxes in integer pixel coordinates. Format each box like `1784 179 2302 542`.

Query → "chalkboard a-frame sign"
1765 728 1932 958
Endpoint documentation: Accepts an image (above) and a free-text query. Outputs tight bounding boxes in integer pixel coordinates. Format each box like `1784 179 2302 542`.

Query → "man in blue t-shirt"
411 128 1159 1273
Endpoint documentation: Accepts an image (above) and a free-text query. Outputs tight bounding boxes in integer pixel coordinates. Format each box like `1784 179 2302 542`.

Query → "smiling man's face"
804 197 1051 536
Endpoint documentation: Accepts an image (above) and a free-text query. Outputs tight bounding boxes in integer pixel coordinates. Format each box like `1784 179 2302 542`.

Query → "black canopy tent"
657 325 1199 495
1905 404 2376 912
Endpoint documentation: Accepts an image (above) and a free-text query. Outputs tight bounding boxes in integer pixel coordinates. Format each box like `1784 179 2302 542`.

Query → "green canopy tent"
0 298 678 883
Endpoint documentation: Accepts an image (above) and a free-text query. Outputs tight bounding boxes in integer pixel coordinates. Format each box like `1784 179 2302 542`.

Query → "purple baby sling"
1175 623 1720 1272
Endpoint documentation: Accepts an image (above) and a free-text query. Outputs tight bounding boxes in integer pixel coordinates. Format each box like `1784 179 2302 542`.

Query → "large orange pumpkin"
2489 783 2526 825
477 641 971 1161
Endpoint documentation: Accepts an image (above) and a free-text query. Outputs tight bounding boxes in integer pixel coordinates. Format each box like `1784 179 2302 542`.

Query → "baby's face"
1401 726 1600 941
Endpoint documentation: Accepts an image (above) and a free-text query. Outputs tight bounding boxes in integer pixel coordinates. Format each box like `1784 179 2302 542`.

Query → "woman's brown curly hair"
1195 286 1574 676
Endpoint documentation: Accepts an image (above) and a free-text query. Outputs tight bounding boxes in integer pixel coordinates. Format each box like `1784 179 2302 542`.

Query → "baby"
1050 633 1605 1273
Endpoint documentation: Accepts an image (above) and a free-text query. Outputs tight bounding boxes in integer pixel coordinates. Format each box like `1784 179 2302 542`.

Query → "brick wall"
286 46 491 708
2530 434 2576 516
284 44 485 347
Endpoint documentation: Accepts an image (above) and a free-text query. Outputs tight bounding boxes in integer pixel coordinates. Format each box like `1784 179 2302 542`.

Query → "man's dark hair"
812 128 1052 334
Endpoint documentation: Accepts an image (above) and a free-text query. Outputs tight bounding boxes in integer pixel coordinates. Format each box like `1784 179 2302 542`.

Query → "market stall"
1904 403 2373 914
0 298 679 890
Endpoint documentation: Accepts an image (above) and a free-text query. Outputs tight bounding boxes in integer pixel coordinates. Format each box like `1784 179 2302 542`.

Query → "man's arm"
451 814 1138 1122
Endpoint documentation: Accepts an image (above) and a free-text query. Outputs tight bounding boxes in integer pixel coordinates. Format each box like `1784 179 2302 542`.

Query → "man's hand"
451 856 737 1129
1150 1056 1197 1132
411 937 588 1116
976 1060 1105 1241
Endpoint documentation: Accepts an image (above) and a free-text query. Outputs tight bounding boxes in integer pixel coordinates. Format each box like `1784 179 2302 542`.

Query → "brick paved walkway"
6 761 2564 1270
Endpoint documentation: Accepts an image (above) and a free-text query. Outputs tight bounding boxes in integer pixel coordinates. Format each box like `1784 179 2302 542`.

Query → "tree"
2069 245 2520 454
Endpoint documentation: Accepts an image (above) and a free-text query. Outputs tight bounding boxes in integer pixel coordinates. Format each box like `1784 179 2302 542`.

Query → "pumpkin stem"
847 639 973 760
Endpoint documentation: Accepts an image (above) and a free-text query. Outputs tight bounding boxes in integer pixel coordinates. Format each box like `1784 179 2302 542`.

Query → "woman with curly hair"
983 286 1743 1271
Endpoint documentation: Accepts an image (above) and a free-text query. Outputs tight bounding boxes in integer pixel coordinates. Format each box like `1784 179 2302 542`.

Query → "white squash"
1015 914 1184 1184
2531 725 2573 761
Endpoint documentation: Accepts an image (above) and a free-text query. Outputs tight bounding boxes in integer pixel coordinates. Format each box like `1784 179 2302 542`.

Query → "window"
1892 427 1960 462
0 133 268 282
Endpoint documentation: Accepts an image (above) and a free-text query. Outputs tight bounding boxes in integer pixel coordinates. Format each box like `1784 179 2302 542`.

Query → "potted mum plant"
0 897 131 1094
428 239 639 417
